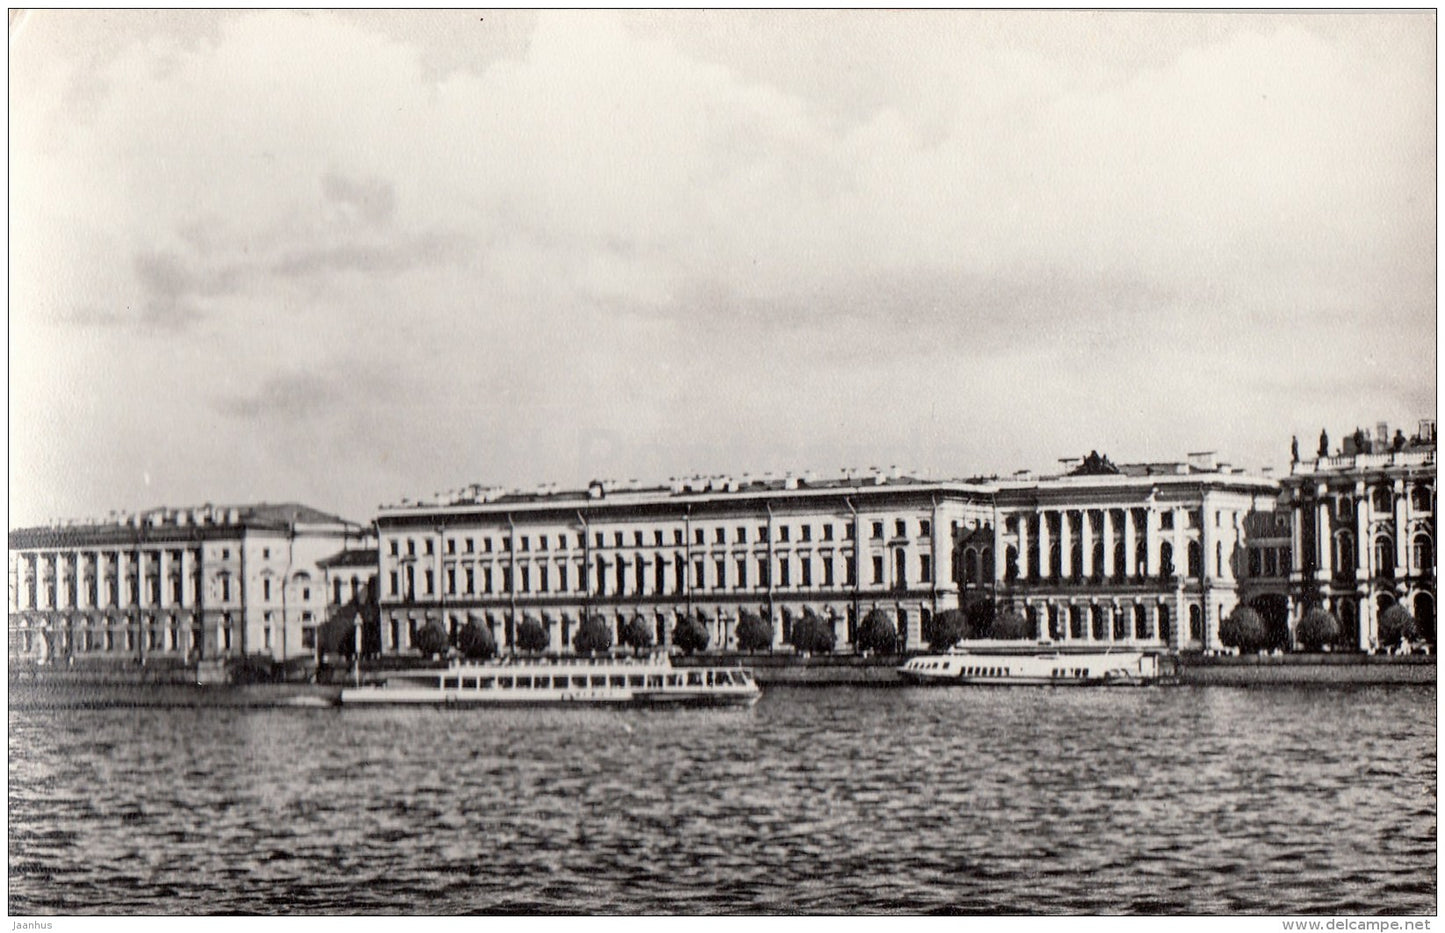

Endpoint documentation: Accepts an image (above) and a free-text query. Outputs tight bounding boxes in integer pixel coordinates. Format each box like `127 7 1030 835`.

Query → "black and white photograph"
7 8 1437 920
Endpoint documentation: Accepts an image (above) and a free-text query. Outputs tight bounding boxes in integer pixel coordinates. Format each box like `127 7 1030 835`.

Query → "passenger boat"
898 648 1163 686
340 652 761 707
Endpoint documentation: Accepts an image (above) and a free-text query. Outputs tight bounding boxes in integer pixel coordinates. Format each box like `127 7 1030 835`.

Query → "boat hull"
898 650 1162 687
339 686 760 707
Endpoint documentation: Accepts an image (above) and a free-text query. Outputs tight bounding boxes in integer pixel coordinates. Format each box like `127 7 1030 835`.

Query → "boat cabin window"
715 671 733 686
480 677 495 689
444 677 459 689
687 671 703 686
666 673 682 687
609 675 626 688
590 675 607 688
572 676 589 689
628 675 644 688
498 676 514 689
647 675 663 688
462 678 478 689
516 676 532 689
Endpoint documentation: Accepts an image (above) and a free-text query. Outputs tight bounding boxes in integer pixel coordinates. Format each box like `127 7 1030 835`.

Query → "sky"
9 10 1437 527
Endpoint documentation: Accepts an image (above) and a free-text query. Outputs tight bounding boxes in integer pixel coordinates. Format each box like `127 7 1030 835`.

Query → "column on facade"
1144 508 1161 577
1393 479 1409 577
1314 489 1332 581
1058 511 1073 579
1100 510 1115 578
1036 511 1050 580
1123 509 1138 579
1016 514 1031 581
1081 510 1096 578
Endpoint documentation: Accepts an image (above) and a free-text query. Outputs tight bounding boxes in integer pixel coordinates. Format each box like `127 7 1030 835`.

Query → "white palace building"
10 421 1434 663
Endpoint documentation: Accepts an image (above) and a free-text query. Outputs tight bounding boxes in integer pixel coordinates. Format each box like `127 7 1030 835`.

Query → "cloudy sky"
10 10 1436 526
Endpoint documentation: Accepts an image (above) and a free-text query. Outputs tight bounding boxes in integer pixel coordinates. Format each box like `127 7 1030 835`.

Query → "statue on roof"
1291 435 1299 463
1318 429 1330 458
1068 450 1120 476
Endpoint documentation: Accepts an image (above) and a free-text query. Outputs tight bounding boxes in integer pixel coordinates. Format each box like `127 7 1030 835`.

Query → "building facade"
374 471 995 655
1281 420 1436 648
7 503 365 664
985 452 1284 651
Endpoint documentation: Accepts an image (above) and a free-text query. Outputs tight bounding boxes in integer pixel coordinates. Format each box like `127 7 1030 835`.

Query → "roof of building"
10 501 360 546
317 548 379 569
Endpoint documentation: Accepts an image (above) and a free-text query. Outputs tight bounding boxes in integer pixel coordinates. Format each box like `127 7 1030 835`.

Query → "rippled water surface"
9 684 1436 915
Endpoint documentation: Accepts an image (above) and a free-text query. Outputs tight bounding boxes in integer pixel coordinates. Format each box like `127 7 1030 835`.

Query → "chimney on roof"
1187 451 1218 472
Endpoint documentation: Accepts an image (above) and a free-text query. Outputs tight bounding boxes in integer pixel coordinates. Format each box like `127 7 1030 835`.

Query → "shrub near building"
672 614 710 655
925 609 967 651
1296 608 1341 652
574 615 613 655
734 610 775 653
789 608 836 654
515 617 550 654
619 615 654 655
457 620 497 660
857 609 897 654
990 608 1031 640
1377 605 1419 649
1219 606 1267 653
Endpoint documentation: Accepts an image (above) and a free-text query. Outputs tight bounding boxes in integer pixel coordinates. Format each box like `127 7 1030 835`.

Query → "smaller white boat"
898 648 1163 686
340 652 761 707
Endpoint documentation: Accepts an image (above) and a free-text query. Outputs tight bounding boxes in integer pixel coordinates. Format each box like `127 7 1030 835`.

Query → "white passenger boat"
340 652 761 707
898 648 1163 686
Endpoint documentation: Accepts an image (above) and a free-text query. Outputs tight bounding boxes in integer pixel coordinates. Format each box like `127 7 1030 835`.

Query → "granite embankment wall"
9 651 1434 705
1176 652 1436 685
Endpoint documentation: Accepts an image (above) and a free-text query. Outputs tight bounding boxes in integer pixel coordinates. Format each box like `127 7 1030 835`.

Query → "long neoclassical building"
373 450 1323 655
7 503 365 663
10 422 1433 663
374 470 994 655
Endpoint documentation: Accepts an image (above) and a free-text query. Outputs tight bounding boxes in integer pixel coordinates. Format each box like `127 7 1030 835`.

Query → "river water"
8 684 1436 915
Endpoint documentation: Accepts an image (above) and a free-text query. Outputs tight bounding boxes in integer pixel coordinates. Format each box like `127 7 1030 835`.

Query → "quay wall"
1175 653 1436 685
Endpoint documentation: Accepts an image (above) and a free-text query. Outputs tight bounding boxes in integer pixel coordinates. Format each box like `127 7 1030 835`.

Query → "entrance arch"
1414 593 1436 642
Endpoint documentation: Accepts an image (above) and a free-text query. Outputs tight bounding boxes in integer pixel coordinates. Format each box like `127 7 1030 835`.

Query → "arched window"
1114 540 1126 581
1374 537 1395 579
1158 604 1172 644
1187 541 1202 578
1189 604 1203 642
1134 604 1150 640
1372 485 1394 514
1160 542 1174 579
1005 546 1019 582
1412 533 1433 572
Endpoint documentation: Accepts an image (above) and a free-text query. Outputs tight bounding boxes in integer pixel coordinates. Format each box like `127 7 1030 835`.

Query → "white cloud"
9 10 1436 525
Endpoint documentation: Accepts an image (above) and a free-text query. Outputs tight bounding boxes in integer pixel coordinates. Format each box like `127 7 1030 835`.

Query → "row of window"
1329 484 1433 518
388 551 936 599
386 519 935 559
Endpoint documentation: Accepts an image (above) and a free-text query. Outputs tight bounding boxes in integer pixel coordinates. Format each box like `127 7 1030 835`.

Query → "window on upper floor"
424 539 433 555
919 520 930 536
872 522 884 540
895 520 907 538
